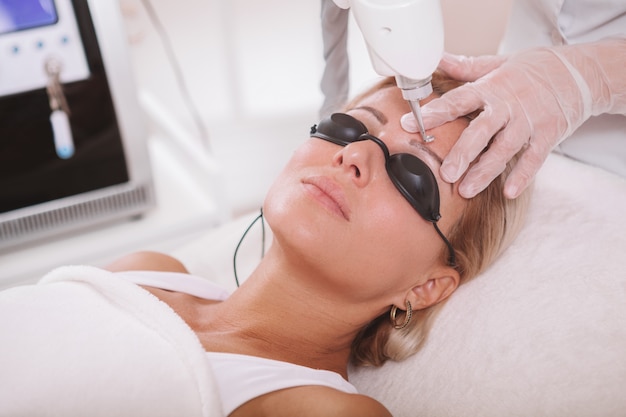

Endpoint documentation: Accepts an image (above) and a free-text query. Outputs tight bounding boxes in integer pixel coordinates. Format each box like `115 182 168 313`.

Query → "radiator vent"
0 184 154 247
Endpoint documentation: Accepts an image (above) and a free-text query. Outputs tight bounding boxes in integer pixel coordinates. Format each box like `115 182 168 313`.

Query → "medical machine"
0 0 154 250
333 0 444 142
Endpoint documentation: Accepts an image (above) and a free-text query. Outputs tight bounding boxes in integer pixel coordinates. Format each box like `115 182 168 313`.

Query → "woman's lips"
302 176 351 221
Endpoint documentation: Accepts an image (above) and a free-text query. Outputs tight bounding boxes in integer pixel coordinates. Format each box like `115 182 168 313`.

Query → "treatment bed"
173 152 626 416
1 152 624 416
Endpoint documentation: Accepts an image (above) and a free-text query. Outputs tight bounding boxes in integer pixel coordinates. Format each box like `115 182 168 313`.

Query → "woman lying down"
0 72 532 417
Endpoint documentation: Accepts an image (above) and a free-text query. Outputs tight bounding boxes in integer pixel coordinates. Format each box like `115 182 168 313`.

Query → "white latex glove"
401 38 626 198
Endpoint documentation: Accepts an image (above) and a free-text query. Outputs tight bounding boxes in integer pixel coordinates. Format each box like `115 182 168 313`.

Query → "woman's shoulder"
232 385 392 417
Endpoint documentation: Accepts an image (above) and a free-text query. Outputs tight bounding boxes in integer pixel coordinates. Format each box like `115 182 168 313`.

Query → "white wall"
441 0 513 55
122 0 514 126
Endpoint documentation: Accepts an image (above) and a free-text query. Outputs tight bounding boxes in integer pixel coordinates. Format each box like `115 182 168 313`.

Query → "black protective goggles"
310 113 456 267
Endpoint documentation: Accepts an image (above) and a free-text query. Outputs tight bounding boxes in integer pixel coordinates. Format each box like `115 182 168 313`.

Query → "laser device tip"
408 100 434 143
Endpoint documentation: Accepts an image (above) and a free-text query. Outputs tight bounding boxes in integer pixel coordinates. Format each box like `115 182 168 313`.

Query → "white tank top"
115 271 358 416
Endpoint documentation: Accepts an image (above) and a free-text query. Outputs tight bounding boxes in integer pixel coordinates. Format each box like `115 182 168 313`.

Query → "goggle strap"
433 222 457 267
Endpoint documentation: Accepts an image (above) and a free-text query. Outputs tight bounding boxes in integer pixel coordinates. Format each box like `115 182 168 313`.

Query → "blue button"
11 45 20 54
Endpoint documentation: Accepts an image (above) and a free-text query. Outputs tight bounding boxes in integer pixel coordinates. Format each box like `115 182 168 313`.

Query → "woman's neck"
197 245 384 378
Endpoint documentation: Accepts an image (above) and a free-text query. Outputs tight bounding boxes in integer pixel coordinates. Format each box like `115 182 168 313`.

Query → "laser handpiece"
331 0 444 143
409 101 434 142
396 74 435 142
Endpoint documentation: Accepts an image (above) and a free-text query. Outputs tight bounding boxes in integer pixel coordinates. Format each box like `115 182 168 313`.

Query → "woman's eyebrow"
353 106 388 124
409 140 443 165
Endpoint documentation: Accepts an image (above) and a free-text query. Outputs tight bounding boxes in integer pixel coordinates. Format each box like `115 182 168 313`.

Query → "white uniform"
499 0 626 178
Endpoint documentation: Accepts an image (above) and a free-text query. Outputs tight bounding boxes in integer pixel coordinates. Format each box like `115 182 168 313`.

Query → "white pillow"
174 153 626 417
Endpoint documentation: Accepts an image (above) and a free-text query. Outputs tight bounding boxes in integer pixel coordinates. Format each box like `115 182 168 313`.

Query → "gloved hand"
401 38 626 198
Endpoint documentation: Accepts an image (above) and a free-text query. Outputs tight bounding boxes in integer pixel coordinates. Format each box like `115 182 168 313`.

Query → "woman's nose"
332 140 385 187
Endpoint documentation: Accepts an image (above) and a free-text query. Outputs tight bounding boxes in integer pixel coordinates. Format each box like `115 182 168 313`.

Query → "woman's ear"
410 267 460 310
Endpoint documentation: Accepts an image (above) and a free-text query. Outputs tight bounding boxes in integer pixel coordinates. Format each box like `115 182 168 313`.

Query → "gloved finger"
457 156 507 198
502 140 550 199
456 117 530 198
403 57 507 133
438 52 508 82
439 103 510 183
400 112 421 133
419 84 488 130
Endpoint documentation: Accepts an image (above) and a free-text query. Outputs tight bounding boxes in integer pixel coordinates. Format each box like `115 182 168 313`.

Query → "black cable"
233 208 266 287
139 0 211 151
433 222 456 267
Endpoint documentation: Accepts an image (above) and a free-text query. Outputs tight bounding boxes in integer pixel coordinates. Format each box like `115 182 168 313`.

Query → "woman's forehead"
353 85 406 114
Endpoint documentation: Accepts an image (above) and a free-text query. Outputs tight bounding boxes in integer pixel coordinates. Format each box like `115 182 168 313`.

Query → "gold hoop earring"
390 300 412 329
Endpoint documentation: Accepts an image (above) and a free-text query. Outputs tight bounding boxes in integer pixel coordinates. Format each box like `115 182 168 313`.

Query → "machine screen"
0 0 58 35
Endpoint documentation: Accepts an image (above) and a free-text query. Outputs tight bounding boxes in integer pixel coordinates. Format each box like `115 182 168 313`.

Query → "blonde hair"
347 72 533 366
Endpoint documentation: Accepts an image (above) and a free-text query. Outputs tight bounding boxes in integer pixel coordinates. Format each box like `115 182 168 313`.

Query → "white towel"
0 265 222 417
